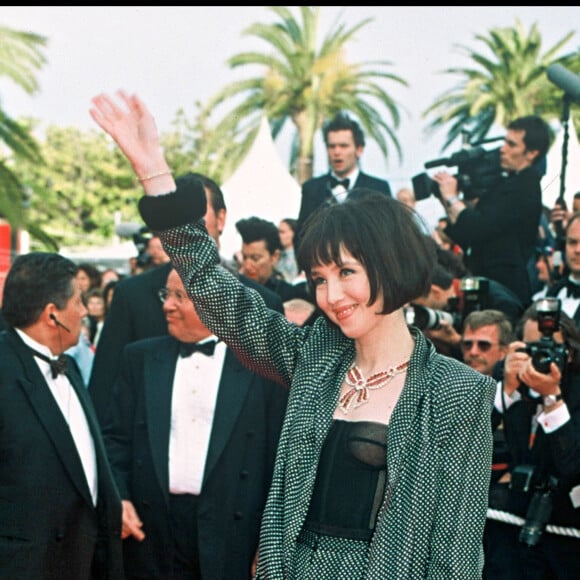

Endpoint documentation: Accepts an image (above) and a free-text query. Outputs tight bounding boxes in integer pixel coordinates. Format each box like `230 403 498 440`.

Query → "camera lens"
531 350 553 374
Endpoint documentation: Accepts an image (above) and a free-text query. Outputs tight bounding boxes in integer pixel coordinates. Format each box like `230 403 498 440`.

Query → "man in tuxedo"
102 267 288 579
88 172 284 425
296 112 392 242
546 211 580 326
433 115 552 307
0 252 123 579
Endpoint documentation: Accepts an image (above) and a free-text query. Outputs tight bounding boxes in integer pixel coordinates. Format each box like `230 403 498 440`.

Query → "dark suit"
89 262 283 425
102 336 288 580
297 171 392 238
0 328 123 579
445 167 542 307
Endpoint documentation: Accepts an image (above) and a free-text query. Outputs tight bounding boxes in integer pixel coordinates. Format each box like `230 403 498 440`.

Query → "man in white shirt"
103 267 288 580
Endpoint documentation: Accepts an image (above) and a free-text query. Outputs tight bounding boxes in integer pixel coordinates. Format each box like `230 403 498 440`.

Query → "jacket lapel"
202 350 250 482
145 339 179 497
9 331 95 507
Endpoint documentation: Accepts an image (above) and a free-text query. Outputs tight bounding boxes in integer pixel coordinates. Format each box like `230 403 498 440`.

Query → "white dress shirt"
16 329 98 505
169 338 227 495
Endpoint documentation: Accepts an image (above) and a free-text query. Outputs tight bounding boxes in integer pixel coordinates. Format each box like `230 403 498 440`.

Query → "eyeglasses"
158 288 188 304
460 339 499 353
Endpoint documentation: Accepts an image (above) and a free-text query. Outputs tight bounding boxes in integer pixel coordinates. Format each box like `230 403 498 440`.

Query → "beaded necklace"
338 360 409 413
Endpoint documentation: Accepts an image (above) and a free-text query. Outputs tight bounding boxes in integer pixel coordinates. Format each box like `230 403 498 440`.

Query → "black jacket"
102 336 288 579
297 171 392 241
445 167 542 307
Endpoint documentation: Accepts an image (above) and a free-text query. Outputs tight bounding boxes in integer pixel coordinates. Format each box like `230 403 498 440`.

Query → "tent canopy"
219 116 301 261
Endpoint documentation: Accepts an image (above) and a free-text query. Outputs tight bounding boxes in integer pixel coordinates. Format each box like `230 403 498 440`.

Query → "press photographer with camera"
432 115 552 307
484 298 580 579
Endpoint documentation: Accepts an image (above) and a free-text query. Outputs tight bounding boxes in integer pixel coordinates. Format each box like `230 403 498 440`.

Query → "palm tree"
423 19 580 151
0 25 47 232
201 6 408 184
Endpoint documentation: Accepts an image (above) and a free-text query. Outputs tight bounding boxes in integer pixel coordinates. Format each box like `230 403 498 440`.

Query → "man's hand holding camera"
503 340 564 411
432 172 466 224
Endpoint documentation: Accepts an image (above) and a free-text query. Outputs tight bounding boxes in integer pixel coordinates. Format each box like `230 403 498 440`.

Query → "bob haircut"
2 252 77 328
296 190 435 315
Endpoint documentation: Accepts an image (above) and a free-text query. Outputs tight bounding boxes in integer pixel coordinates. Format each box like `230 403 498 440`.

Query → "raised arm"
89 90 175 197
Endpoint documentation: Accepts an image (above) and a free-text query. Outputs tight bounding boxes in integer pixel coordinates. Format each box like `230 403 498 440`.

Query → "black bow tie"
329 176 350 190
30 349 68 379
179 339 219 358
566 279 580 299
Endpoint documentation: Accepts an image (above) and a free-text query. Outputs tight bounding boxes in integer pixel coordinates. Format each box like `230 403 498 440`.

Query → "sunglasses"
460 339 499 353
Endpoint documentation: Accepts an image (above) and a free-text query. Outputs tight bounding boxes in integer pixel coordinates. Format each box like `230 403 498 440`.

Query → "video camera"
412 138 504 203
519 297 567 374
405 275 490 332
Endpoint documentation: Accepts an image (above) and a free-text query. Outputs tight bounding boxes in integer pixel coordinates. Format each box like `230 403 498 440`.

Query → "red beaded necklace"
338 359 410 413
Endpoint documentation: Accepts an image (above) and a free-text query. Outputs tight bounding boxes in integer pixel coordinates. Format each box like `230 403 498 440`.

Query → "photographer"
484 299 580 579
433 116 552 307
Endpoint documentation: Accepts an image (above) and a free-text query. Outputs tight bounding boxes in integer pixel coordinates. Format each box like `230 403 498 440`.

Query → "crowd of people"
0 91 578 579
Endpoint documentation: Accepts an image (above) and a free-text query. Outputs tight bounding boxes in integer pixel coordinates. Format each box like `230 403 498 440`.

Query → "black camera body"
132 227 153 269
520 298 567 374
413 145 503 202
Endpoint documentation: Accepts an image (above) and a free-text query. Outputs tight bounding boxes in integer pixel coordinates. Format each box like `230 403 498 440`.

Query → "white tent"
219 116 301 261
541 114 580 209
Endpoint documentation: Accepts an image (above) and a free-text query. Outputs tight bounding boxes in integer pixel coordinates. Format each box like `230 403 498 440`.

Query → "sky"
1 6 579 229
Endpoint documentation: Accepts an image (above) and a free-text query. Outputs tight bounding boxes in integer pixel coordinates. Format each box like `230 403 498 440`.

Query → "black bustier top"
304 419 388 541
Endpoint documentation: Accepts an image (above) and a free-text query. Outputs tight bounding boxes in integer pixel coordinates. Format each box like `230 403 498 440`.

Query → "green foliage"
12 122 143 250
0 26 47 233
423 19 580 151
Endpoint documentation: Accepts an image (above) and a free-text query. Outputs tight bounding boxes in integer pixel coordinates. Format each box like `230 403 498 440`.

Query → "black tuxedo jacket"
89 262 284 425
297 171 392 237
0 329 123 579
102 336 288 580
546 279 580 326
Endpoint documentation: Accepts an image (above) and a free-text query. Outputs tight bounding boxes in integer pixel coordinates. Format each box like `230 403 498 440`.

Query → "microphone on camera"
49 313 71 333
546 63 580 102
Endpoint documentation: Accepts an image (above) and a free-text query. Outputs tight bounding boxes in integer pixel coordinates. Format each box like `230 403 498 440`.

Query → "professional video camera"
519 297 567 374
412 137 504 203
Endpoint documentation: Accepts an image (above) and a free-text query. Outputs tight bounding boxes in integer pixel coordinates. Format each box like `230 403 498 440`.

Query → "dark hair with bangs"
296 190 435 314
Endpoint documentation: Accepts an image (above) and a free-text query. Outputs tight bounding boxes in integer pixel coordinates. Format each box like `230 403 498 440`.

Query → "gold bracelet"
136 170 173 183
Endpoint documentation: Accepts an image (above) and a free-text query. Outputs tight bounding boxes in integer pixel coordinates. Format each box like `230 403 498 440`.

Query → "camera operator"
484 299 580 579
433 116 552 308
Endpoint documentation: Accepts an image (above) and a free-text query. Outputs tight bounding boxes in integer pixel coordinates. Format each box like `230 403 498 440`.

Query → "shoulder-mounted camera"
413 137 504 203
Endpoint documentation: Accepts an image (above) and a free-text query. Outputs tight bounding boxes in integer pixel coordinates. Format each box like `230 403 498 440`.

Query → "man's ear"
217 208 226 236
526 149 540 164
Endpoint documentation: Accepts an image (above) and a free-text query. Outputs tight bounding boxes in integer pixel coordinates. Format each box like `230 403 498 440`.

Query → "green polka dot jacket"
139 184 497 579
